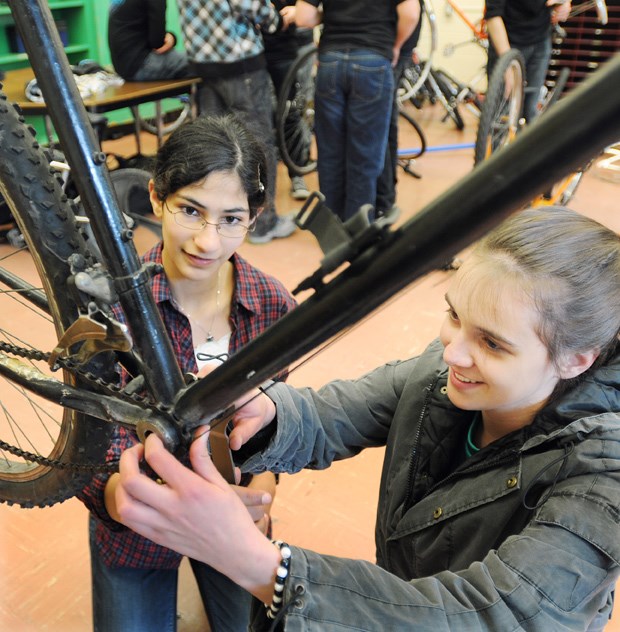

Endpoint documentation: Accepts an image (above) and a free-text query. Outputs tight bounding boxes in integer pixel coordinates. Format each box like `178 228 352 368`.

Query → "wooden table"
1 67 201 149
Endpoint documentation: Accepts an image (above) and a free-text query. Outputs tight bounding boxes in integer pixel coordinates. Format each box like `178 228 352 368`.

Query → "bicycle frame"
4 0 620 463
444 0 488 46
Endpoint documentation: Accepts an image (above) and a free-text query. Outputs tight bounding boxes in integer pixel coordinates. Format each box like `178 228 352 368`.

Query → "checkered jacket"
176 0 282 65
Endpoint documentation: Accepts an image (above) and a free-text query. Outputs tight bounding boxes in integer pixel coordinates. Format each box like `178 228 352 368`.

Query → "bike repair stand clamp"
292 192 400 295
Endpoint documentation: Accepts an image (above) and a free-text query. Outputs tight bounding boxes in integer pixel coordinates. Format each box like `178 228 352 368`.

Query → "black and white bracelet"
266 540 292 620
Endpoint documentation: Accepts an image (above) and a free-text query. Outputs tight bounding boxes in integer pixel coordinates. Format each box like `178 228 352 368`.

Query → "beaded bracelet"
266 540 292 620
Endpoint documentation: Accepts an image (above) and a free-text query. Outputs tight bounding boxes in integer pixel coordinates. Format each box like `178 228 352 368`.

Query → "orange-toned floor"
0 104 618 631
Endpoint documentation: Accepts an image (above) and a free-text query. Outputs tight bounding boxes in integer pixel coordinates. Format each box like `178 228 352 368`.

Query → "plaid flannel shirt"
176 0 281 64
78 243 296 569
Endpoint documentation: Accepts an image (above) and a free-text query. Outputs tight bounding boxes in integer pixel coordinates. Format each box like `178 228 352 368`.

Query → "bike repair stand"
292 192 400 295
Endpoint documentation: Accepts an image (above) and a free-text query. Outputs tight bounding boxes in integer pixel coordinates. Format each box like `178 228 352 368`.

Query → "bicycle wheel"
276 43 318 176
398 108 427 160
0 93 112 507
132 98 191 137
396 0 437 105
474 49 525 165
539 66 570 114
432 69 466 130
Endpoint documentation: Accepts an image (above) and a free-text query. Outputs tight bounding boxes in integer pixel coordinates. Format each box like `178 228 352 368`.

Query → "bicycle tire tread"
0 91 112 508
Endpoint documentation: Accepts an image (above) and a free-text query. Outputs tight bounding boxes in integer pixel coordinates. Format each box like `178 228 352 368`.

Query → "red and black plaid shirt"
78 243 296 569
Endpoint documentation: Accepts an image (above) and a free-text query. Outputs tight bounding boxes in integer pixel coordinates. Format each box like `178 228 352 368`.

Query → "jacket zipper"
403 375 439 510
403 373 520 511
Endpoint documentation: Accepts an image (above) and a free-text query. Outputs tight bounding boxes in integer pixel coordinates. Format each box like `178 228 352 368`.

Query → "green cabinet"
0 1 97 71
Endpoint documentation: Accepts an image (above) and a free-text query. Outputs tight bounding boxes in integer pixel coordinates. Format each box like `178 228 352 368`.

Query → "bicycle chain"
0 340 169 473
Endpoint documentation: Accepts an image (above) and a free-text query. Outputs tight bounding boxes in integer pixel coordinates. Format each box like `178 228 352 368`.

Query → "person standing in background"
175 0 297 244
485 0 571 123
296 0 420 222
375 16 423 217
108 0 190 81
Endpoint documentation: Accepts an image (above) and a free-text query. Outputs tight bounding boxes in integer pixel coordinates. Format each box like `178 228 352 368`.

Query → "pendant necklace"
171 268 222 343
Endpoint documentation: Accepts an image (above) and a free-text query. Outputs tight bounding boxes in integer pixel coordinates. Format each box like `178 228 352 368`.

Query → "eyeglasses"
164 201 254 238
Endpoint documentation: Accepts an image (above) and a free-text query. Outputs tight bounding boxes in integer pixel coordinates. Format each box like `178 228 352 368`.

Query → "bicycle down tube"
2 0 620 473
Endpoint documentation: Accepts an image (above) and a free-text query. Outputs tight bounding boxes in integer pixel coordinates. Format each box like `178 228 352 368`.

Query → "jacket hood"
541 351 620 426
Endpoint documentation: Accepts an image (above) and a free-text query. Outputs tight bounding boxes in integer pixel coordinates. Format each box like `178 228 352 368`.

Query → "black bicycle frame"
7 0 620 449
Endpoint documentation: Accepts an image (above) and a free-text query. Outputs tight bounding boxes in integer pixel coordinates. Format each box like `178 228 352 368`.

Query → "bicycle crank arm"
0 352 179 451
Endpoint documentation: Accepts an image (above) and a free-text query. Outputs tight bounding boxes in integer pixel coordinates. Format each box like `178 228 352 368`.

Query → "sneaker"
289 176 310 200
248 213 297 245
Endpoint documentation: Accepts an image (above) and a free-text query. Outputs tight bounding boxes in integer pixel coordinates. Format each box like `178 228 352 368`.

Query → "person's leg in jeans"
189 558 253 632
132 49 191 81
90 517 178 632
196 71 295 242
343 51 394 221
314 51 347 219
520 37 552 123
216 70 278 235
375 57 407 215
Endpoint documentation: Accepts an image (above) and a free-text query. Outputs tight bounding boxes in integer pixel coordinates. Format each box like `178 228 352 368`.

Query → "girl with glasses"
79 114 296 632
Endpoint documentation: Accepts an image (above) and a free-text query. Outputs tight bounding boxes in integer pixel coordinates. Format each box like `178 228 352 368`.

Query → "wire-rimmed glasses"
164 201 254 238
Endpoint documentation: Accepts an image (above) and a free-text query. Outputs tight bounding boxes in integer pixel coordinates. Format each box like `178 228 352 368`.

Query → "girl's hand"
116 434 279 601
229 388 277 451
280 5 296 29
195 366 277 451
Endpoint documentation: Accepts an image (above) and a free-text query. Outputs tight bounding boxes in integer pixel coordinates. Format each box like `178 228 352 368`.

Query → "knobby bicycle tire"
474 49 525 165
276 44 318 176
0 92 112 507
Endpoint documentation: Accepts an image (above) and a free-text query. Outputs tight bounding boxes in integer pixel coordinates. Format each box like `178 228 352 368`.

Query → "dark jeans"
375 57 409 214
131 49 191 81
197 68 278 234
487 36 552 124
315 49 394 221
89 517 252 632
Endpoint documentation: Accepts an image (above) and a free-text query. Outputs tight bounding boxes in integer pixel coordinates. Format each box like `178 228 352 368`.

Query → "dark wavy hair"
151 114 268 220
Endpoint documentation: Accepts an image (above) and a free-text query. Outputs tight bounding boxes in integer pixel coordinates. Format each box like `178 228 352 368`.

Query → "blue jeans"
487 36 552 124
132 50 191 81
197 68 278 235
89 517 252 632
315 49 394 221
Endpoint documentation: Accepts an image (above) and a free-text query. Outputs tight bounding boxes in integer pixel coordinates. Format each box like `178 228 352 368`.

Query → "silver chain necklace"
170 268 222 343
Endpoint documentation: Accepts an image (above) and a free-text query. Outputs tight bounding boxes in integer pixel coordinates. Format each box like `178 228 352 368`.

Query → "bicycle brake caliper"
48 304 132 368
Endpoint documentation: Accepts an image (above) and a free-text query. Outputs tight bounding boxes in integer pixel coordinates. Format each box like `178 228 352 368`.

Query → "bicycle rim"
276 44 318 176
136 101 191 136
540 66 570 113
0 94 112 507
398 108 427 160
474 49 525 165
396 1 437 104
